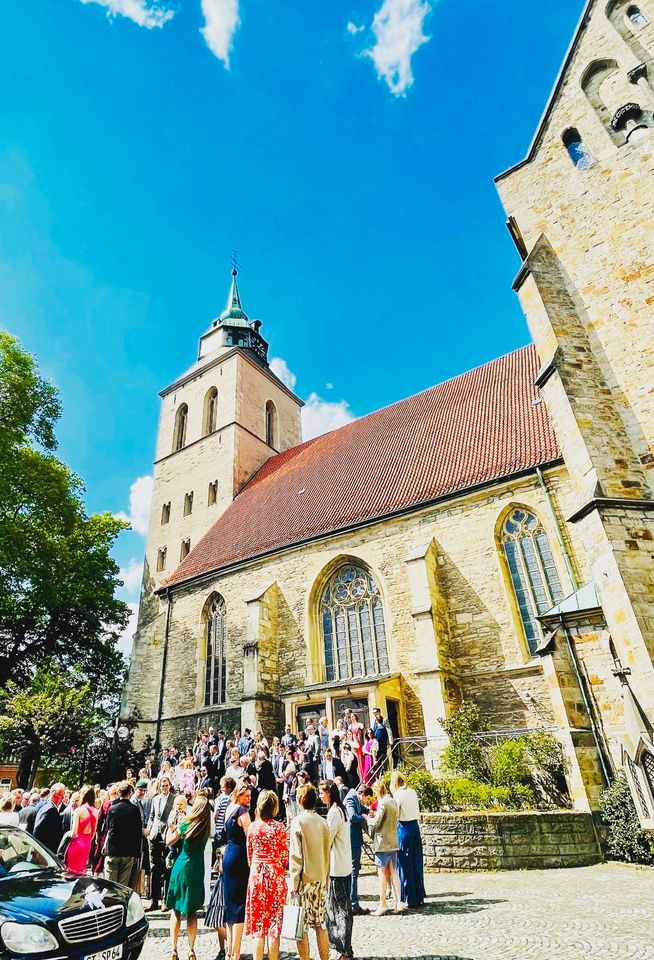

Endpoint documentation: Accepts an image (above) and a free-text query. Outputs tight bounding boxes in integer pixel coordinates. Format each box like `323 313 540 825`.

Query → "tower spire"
220 263 249 323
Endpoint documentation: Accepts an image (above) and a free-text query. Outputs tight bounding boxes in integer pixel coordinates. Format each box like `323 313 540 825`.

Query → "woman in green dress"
166 795 212 960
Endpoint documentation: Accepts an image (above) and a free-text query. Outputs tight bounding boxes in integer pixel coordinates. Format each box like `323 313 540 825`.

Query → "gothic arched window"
562 128 594 169
321 563 390 682
265 400 277 448
205 594 227 706
501 508 565 654
173 403 188 451
204 387 218 435
627 5 649 27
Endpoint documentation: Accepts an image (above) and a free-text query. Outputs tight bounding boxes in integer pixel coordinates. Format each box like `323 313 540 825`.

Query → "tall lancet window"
321 563 389 682
204 387 218 435
562 128 594 169
173 403 188 451
205 594 227 706
501 508 565 654
265 400 277 447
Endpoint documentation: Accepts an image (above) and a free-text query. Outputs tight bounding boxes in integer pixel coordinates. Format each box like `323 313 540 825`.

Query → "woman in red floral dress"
245 790 288 960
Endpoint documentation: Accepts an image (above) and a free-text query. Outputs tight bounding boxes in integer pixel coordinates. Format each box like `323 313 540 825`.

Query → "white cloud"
363 0 432 96
115 475 153 536
200 0 240 66
270 356 297 391
347 21 365 34
119 558 144 596
302 392 356 441
78 0 175 28
118 601 139 657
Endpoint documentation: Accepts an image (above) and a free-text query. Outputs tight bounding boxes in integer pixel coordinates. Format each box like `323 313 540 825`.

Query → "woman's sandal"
170 951 178 960
189 951 197 960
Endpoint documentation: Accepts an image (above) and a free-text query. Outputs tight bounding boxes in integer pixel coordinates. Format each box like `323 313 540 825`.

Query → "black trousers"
148 838 170 905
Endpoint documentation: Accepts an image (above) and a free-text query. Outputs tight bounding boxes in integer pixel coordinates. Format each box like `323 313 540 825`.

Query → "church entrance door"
334 696 370 731
296 703 326 733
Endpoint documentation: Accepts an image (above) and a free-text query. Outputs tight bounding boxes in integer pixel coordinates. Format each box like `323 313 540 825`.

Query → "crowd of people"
0 707 425 960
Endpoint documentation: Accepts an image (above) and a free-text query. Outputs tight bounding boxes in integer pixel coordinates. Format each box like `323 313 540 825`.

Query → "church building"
124 0 654 821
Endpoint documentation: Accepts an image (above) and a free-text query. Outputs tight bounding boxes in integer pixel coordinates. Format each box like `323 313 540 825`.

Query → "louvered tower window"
501 508 565 654
321 563 389 682
205 595 227 706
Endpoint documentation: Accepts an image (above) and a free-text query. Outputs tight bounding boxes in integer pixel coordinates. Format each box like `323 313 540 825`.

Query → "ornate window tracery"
205 594 227 706
321 563 390 682
501 508 565 654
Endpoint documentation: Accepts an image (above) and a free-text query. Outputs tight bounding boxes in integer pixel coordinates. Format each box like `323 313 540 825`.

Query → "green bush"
490 739 533 788
599 774 654 865
440 702 491 782
383 769 444 811
441 777 536 811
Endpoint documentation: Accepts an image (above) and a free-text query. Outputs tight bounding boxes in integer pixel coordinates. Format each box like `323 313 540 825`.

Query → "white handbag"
281 901 305 940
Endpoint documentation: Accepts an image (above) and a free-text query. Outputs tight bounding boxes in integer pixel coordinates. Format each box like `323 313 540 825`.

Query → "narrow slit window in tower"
208 481 218 506
180 538 191 561
627 5 649 27
161 502 171 525
184 492 193 516
156 547 167 572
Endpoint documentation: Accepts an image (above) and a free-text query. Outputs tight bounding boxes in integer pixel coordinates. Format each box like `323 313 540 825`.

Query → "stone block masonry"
420 811 602 871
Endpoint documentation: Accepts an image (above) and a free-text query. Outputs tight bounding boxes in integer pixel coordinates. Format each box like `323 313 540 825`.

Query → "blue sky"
1 0 583 650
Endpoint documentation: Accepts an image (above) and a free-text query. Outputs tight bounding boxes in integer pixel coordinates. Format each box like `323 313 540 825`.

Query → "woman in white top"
390 771 425 909
319 781 354 960
0 796 19 827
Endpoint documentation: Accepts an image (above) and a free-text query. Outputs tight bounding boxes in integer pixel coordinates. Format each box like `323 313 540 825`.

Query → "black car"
0 827 148 960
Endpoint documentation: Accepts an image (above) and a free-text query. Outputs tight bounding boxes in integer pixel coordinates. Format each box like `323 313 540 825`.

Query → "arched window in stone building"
204 387 218 435
265 399 277 448
501 508 565 654
173 403 188 451
205 594 227 706
627 4 649 27
321 563 390 682
562 128 594 169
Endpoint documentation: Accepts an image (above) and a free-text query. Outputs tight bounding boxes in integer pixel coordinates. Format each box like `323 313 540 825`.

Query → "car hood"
0 872 129 925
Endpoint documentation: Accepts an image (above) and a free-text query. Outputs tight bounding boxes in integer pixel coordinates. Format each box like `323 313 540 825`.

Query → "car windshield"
0 828 59 877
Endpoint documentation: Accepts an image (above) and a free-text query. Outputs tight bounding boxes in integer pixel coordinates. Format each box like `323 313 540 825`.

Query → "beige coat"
289 810 330 891
368 795 399 853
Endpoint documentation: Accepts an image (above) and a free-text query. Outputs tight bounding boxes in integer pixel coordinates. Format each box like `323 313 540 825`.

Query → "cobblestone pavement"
140 862 654 960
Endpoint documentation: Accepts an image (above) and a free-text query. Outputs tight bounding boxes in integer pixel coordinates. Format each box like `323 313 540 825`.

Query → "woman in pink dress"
362 728 378 784
349 713 365 778
65 785 99 875
245 790 288 960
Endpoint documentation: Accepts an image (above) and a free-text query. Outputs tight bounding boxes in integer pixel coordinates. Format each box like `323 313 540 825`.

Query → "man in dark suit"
319 748 346 783
19 791 40 831
344 784 373 915
104 781 143 891
33 783 65 854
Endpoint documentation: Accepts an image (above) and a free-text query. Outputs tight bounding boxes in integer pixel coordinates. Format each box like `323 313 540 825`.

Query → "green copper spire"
219 267 250 325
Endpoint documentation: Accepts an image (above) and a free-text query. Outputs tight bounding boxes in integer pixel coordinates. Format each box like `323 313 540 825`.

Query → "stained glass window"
501 509 565 654
205 595 227 706
321 564 390 681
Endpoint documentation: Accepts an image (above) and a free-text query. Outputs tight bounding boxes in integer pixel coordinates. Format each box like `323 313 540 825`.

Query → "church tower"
123 271 303 734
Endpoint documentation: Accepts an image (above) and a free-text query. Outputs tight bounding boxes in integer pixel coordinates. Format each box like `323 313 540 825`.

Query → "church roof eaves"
494 0 596 183
160 343 561 592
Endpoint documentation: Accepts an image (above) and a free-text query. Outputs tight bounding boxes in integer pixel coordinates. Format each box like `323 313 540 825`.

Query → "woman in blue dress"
166 795 212 960
221 778 252 960
390 771 426 909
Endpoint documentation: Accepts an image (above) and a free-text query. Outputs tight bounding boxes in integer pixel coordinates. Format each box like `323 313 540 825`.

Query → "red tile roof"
162 344 560 589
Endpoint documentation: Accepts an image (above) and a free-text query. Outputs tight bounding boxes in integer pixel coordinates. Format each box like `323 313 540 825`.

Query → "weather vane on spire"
230 249 241 277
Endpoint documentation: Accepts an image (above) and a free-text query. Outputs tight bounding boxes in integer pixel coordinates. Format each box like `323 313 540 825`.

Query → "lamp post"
104 719 130 783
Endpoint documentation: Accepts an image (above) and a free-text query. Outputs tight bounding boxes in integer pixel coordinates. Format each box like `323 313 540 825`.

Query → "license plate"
85 946 123 960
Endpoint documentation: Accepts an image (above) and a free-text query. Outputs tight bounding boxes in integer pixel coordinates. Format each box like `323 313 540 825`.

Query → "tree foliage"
599 774 654 864
0 332 129 692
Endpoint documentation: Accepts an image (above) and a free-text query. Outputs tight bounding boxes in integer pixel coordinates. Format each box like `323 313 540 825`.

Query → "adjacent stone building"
124 0 654 821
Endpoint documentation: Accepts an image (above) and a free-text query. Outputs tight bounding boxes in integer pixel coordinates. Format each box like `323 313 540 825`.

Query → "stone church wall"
150 464 587 745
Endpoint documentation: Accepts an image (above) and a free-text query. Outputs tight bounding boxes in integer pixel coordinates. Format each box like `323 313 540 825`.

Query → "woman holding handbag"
289 783 330 960
244 790 288 960
366 780 403 916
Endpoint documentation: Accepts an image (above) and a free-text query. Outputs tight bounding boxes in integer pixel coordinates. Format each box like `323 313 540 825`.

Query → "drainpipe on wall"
154 589 173 750
536 466 579 591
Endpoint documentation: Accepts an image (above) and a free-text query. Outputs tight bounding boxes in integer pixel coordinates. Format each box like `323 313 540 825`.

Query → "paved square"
141 862 654 960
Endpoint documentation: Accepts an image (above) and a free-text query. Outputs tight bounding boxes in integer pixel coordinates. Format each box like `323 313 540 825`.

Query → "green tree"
440 701 491 782
0 669 96 787
0 332 129 693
